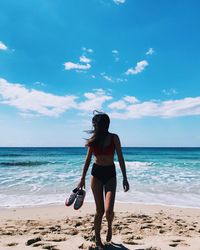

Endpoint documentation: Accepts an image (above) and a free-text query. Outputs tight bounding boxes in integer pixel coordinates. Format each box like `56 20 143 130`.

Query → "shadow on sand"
103 242 130 250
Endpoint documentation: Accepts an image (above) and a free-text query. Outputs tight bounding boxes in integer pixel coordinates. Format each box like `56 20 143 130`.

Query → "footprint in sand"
48 225 61 232
26 237 41 246
33 231 41 234
159 229 166 234
6 242 19 247
122 235 143 245
75 221 83 227
169 239 190 247
172 239 183 243
32 242 44 247
140 224 153 230
169 243 178 247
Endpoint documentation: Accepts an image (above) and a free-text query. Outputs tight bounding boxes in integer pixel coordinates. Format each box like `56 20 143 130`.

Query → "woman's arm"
77 146 93 188
114 134 129 192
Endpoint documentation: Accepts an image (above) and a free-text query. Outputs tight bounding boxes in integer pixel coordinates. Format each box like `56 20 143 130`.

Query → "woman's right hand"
77 177 85 189
123 178 129 192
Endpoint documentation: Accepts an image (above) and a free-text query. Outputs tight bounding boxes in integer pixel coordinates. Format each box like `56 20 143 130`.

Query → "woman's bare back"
94 133 115 166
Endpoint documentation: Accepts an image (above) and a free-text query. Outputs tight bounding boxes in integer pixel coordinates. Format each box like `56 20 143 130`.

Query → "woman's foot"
95 241 104 250
106 226 112 242
95 237 104 249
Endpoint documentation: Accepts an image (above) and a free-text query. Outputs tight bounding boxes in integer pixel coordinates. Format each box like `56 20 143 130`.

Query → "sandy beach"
0 202 200 250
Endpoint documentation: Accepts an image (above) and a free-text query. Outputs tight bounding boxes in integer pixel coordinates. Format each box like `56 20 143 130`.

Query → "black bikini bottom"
91 163 116 185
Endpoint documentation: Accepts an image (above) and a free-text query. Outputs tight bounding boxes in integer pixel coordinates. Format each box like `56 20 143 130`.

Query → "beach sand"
0 202 200 250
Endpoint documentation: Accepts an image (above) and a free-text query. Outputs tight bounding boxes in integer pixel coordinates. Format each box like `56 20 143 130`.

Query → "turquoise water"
0 147 200 208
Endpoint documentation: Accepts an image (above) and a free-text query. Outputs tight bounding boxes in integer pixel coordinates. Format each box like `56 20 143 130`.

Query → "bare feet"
95 240 104 250
95 235 104 249
106 226 112 242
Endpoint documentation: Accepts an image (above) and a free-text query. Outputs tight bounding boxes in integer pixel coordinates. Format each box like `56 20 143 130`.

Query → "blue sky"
0 0 200 147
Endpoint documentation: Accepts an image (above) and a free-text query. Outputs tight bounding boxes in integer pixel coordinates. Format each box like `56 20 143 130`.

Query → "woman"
77 111 129 249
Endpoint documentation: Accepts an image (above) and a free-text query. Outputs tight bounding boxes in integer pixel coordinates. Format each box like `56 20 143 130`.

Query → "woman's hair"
86 111 110 147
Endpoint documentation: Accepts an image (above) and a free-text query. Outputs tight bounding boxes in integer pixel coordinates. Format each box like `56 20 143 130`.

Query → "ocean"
0 147 200 208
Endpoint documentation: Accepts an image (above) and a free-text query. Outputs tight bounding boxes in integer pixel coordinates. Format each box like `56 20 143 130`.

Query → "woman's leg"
91 176 105 246
104 176 117 242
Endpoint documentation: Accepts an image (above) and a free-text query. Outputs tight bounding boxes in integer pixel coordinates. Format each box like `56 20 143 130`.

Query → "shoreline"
1 200 200 211
0 202 200 249
1 202 200 216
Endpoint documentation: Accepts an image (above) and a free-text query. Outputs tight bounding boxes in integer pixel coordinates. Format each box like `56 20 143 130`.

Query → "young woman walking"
77 112 129 249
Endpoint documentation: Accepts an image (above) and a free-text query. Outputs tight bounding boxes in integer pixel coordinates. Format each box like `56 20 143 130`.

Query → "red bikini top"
92 134 115 157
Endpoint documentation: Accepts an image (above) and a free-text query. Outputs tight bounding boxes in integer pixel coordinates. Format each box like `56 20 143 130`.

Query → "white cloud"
1 78 200 120
87 49 93 53
112 49 119 62
108 96 200 119
123 96 139 103
80 55 91 63
0 79 112 116
82 47 93 53
101 73 127 83
100 72 112 82
108 100 126 110
112 50 119 54
64 52 92 72
78 89 112 112
162 88 178 96
64 62 91 71
101 72 113 82
116 78 128 83
146 48 154 55
0 78 77 117
0 41 8 50
113 0 126 4
125 60 149 75
104 75 113 82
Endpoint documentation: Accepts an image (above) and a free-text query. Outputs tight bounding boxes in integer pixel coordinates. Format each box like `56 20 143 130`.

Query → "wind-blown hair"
86 111 110 148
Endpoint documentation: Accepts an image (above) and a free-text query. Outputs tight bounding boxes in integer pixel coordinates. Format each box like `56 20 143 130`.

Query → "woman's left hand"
123 178 129 192
77 177 85 189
